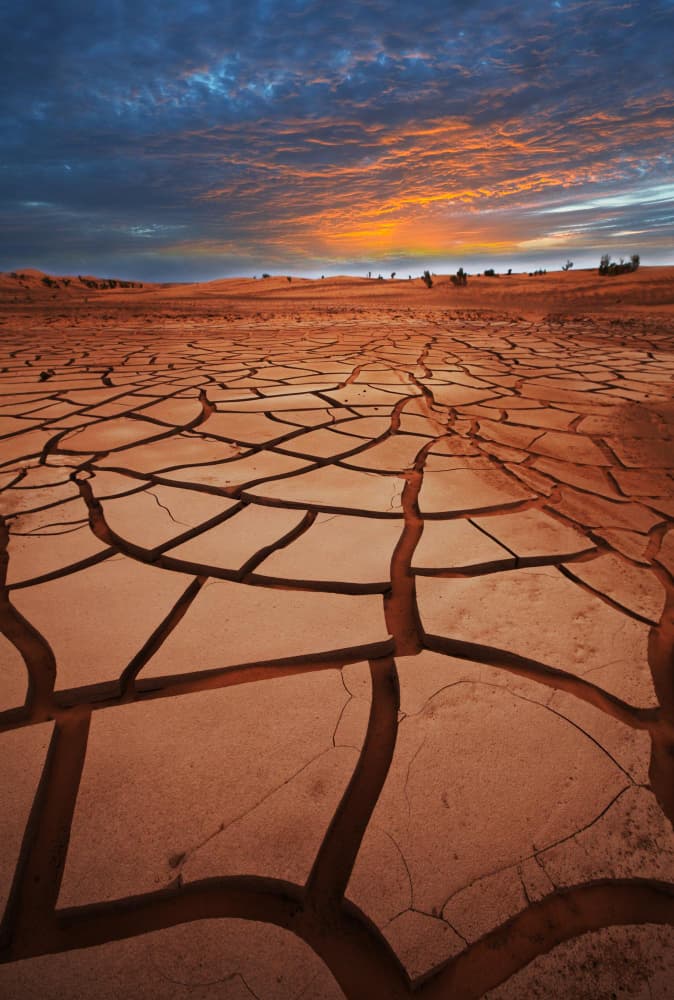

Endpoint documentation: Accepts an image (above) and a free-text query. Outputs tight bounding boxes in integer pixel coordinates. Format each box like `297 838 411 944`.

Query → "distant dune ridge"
2 265 674 316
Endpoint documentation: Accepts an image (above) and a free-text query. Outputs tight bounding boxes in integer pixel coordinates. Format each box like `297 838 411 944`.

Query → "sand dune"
3 264 674 316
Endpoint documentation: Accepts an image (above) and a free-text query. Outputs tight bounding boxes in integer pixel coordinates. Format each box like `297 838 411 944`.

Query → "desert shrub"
287 276 292 282
390 272 396 279
262 273 271 278
421 270 433 288
450 267 467 287
483 268 497 277
562 260 574 271
598 253 640 276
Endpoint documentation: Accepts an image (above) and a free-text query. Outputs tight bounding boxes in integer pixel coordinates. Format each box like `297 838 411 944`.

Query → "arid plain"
1 267 674 998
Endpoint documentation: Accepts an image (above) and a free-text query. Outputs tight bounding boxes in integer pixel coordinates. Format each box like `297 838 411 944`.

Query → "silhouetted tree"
562 260 574 271
421 270 433 288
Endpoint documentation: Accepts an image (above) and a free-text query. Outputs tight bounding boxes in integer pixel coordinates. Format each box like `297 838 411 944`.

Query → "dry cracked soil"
1 280 674 999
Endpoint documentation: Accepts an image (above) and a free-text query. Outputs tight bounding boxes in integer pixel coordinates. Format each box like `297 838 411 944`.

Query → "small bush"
598 253 640 276
421 270 433 288
262 273 271 279
562 260 574 271
450 267 467 287
483 268 497 277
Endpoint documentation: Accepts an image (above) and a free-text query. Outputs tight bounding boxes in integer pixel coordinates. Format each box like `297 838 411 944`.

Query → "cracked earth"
1 292 674 998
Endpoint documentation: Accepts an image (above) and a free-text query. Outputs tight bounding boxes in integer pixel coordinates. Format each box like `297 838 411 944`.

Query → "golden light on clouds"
5 0 672 278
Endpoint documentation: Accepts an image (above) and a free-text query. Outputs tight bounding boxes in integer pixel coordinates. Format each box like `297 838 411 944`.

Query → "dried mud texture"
1 303 674 999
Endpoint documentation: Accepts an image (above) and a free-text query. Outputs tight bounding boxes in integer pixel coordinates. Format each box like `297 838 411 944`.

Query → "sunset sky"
2 0 673 280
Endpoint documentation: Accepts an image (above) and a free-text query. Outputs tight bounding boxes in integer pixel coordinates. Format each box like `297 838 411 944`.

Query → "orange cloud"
157 99 674 263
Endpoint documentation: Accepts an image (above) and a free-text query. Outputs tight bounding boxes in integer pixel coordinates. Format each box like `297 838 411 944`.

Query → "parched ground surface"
1 293 674 998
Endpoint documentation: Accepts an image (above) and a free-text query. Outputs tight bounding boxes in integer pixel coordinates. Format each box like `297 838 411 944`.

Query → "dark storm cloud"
1 0 673 278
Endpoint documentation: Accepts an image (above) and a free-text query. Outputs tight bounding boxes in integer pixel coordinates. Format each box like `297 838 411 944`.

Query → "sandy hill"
1 265 673 318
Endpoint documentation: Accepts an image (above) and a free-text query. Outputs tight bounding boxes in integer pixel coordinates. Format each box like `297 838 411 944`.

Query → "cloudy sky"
2 0 673 280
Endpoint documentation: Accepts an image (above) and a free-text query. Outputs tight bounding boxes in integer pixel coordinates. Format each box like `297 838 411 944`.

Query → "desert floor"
1 269 674 998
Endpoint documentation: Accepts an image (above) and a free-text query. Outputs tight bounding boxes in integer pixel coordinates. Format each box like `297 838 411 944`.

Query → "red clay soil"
0 270 674 998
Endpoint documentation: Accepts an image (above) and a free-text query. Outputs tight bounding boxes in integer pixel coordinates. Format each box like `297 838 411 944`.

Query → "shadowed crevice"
306 656 400 908
0 515 57 720
0 716 91 958
419 879 674 999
